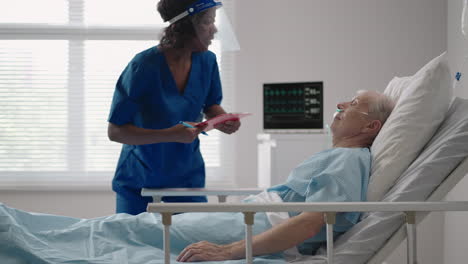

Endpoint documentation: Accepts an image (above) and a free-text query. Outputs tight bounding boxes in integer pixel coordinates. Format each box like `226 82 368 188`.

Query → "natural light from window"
0 1 228 184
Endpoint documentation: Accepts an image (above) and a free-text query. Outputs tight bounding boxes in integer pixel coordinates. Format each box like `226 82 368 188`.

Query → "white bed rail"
141 188 263 203
147 201 468 264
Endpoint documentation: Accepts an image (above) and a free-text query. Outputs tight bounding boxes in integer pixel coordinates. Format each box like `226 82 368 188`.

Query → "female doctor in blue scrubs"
107 0 240 215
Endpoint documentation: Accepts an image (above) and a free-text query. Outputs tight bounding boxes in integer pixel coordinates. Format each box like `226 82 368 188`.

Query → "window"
0 0 235 188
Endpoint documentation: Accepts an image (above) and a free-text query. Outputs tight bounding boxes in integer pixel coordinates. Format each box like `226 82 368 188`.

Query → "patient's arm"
177 211 325 262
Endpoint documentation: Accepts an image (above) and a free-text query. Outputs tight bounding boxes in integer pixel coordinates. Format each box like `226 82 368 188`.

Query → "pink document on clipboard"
196 112 252 132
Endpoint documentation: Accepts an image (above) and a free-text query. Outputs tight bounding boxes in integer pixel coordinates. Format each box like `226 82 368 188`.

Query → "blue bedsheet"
0 203 286 264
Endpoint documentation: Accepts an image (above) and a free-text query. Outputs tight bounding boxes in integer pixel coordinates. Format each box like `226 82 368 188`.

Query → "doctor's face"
192 8 217 51
331 92 375 139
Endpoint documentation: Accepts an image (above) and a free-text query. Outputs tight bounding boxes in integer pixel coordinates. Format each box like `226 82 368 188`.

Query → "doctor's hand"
168 122 207 143
177 241 233 262
214 119 241 134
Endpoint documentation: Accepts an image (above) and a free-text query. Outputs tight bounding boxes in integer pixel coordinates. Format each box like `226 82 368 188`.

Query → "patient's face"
331 92 375 138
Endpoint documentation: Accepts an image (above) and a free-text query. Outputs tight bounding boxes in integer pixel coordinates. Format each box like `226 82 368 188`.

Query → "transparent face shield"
168 0 240 52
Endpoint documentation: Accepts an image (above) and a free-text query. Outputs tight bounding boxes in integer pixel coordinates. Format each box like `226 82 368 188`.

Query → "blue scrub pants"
116 187 208 215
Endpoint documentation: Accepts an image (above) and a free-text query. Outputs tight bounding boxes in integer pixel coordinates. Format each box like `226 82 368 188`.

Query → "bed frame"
143 156 468 264
367 155 468 264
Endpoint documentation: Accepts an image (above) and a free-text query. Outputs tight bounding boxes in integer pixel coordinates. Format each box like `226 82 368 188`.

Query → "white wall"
448 0 468 99
0 0 449 262
445 0 468 263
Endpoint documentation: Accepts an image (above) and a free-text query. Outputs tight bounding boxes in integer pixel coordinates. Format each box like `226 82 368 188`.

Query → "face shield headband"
169 0 222 25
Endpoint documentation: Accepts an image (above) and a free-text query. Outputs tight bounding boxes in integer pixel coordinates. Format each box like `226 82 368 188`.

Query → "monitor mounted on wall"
263 82 323 133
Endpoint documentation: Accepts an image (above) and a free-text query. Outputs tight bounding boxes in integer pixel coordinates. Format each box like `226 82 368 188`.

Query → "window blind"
0 0 235 187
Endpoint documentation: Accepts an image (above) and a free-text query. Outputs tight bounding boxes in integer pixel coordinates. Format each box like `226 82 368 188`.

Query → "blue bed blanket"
0 203 286 264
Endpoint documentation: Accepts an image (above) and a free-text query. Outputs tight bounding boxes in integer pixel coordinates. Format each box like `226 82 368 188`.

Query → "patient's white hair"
357 90 395 125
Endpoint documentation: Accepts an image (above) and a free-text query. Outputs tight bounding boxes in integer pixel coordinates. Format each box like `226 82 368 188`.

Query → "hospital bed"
144 96 468 264
1 53 465 264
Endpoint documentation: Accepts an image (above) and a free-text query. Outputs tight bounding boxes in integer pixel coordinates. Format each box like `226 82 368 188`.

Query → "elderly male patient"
0 91 395 263
176 90 395 262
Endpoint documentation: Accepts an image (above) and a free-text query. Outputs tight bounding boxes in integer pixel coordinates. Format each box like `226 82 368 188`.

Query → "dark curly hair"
157 0 202 50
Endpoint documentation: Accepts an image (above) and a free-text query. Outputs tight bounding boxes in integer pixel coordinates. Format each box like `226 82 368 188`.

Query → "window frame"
0 1 236 190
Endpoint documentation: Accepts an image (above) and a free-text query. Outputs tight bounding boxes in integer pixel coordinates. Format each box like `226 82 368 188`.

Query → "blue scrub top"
108 46 222 199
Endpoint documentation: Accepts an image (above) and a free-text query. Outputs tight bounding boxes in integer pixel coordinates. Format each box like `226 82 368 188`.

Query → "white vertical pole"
243 212 255 264
257 134 276 188
162 213 172 264
325 212 336 264
405 212 417 264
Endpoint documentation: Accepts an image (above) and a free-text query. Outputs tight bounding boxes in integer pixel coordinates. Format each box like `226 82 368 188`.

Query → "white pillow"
367 52 452 201
384 76 412 102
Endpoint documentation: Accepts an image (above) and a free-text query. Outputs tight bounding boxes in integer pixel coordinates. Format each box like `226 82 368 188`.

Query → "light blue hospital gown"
267 147 371 255
0 148 370 263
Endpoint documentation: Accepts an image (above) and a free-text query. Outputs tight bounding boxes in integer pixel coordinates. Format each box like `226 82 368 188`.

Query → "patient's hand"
177 241 232 262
